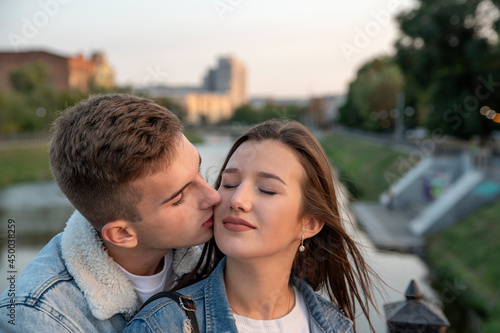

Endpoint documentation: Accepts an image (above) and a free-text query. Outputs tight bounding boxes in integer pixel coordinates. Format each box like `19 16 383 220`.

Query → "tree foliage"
0 62 129 135
155 97 186 122
338 57 404 131
395 0 500 141
228 103 305 125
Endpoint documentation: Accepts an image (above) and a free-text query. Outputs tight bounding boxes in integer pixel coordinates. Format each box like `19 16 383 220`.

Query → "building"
139 56 247 124
0 50 114 93
203 57 247 110
308 94 346 127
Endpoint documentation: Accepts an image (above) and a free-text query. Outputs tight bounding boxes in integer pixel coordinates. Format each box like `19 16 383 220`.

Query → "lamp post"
384 280 450 333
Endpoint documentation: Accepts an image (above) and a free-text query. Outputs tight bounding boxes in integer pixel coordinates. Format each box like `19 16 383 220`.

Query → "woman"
125 120 377 332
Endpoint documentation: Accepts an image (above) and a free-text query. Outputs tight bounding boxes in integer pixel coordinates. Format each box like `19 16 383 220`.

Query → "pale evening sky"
0 0 415 98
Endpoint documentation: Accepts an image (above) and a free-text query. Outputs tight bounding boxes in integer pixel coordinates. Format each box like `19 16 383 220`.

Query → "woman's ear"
301 216 324 239
101 221 138 248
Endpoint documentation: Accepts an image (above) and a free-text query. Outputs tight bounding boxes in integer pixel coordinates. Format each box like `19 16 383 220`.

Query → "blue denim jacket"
125 257 353 333
0 211 200 333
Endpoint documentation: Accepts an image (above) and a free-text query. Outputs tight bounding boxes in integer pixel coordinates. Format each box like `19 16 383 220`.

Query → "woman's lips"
222 216 255 232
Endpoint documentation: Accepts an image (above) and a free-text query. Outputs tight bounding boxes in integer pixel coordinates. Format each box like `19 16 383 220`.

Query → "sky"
0 0 415 98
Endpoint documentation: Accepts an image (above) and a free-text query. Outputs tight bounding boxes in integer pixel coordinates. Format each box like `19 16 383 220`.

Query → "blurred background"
1 0 500 332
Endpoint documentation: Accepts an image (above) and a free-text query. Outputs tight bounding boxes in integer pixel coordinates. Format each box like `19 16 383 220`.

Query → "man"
0 94 220 332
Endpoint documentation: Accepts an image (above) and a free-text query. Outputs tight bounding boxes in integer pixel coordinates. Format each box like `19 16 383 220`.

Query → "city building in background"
139 56 247 124
0 50 115 93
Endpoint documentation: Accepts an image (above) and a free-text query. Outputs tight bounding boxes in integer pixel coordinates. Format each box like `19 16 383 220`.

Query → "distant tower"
203 56 247 109
91 52 114 89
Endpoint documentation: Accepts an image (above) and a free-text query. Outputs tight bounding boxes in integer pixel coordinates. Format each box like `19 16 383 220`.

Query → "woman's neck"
224 257 296 320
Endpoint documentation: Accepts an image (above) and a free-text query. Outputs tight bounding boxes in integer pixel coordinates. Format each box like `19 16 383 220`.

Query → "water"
0 136 440 332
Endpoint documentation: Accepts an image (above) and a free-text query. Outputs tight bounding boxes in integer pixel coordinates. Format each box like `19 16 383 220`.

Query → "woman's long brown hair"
174 120 378 332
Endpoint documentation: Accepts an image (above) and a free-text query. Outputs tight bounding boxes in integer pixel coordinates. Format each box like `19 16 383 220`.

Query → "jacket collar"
60 210 201 321
204 257 237 332
203 257 353 333
292 277 353 332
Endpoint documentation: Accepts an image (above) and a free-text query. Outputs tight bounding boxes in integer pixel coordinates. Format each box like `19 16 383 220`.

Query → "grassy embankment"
321 132 500 332
426 202 500 333
321 133 405 201
0 143 52 188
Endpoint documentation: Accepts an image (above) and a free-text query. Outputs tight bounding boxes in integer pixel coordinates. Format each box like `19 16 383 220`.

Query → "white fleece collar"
61 210 202 320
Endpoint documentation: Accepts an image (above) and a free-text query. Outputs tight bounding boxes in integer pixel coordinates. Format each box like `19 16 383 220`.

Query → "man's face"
130 135 221 255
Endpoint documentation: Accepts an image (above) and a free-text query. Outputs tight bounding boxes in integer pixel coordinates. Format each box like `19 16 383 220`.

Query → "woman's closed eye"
259 188 277 195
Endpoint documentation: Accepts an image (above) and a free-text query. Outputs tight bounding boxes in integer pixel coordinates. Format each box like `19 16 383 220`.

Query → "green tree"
338 57 404 131
9 62 50 93
1 62 79 134
155 97 186 122
228 103 305 125
395 0 500 142
229 104 261 124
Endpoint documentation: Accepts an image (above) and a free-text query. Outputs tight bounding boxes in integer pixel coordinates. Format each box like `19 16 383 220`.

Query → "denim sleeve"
124 303 196 333
123 319 156 333
0 302 77 332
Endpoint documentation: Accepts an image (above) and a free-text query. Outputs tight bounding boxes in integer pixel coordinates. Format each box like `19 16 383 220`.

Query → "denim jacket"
0 211 201 333
125 257 353 333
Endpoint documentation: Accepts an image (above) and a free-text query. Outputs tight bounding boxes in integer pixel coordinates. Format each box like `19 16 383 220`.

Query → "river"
0 135 440 332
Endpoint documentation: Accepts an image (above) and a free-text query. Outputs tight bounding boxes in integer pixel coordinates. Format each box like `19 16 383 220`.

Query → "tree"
338 57 404 131
9 62 50 93
228 103 305 125
395 0 500 142
155 97 186 122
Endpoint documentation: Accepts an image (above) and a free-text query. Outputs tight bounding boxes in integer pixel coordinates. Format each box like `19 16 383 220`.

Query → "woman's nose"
229 185 251 212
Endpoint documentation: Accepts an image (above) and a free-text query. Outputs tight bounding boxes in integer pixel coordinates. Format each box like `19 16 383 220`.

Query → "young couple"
0 94 376 332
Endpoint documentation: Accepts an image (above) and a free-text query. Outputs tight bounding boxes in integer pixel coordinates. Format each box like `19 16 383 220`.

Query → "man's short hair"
49 94 183 230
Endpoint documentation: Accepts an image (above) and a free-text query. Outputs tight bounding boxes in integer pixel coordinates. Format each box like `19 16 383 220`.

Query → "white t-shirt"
233 286 310 333
117 251 175 306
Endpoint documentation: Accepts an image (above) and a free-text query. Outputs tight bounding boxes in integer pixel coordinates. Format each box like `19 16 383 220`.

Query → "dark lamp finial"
405 279 423 300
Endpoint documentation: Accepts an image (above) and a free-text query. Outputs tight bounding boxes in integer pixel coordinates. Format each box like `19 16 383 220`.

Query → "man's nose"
199 178 221 209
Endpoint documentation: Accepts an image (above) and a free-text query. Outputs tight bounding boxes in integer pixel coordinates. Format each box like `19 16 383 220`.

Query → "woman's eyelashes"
259 188 277 195
221 182 277 196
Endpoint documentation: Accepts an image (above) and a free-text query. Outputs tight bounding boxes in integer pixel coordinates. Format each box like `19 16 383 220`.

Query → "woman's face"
214 140 308 260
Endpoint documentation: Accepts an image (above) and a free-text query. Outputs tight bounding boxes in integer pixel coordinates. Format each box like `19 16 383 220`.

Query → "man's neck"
104 241 170 276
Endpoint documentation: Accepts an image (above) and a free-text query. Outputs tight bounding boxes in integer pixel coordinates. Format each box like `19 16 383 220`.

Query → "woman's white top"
233 286 310 333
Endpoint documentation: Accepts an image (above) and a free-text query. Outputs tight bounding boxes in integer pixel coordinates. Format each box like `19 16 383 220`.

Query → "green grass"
184 130 204 144
426 200 500 332
0 143 53 187
321 133 408 200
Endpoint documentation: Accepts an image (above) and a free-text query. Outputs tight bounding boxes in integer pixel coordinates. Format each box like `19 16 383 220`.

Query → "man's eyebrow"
162 152 200 205
161 182 190 205
257 172 286 185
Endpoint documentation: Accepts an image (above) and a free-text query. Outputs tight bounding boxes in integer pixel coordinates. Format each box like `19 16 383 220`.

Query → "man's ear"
301 216 324 239
101 221 138 248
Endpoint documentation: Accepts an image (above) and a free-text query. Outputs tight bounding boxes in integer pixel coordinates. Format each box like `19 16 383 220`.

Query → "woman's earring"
299 235 305 252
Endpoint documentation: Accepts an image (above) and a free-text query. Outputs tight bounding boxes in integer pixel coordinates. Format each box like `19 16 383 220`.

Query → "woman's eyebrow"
222 168 239 175
257 172 286 185
222 168 286 185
